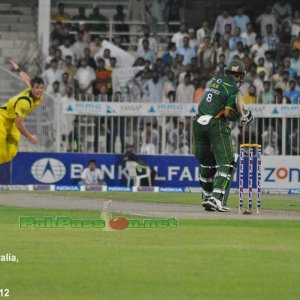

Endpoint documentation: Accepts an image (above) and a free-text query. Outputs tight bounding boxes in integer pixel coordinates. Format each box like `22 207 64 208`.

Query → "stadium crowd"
44 1 300 155
46 0 300 104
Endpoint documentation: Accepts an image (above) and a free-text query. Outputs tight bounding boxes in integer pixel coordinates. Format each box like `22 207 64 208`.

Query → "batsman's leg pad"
199 164 217 195
212 161 236 200
222 153 239 205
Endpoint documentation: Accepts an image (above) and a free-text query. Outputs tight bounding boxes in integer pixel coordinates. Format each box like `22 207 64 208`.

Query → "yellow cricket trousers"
0 114 20 163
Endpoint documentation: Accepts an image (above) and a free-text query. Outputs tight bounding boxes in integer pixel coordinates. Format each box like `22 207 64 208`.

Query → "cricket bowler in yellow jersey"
0 60 45 164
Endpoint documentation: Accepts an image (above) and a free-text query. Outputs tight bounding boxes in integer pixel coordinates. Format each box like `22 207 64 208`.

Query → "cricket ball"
109 217 129 230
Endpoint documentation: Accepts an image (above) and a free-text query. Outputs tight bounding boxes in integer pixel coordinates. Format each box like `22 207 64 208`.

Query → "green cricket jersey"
198 75 239 118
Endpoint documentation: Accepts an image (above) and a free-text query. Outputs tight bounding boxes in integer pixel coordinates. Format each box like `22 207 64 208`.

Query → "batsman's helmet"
224 60 246 85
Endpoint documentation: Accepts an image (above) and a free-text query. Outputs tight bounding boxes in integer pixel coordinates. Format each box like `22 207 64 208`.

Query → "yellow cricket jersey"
0 88 43 120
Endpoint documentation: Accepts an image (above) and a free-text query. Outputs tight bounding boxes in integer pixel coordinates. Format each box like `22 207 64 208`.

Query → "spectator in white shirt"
62 85 74 101
253 70 267 96
140 122 159 154
197 20 211 45
81 160 104 185
162 71 177 102
213 10 235 39
256 6 277 36
59 38 74 61
61 72 73 95
72 31 88 65
241 23 256 47
188 28 198 49
42 58 63 92
176 73 195 103
291 12 300 38
250 35 269 63
74 58 96 96
48 81 62 98
60 86 75 148
229 41 245 62
171 23 188 48
137 26 158 54
140 141 156 155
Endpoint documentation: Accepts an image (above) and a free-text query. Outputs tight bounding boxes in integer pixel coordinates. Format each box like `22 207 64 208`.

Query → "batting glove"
239 109 254 126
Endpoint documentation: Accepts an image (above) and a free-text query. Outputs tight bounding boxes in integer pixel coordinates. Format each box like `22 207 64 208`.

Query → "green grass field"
1 192 300 299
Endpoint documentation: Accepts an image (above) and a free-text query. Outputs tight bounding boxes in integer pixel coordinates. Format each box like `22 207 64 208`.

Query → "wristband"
16 67 22 73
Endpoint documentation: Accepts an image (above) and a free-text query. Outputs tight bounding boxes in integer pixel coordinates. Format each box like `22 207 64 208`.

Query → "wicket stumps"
239 144 262 214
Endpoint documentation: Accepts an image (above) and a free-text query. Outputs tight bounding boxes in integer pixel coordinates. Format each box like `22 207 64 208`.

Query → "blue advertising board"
0 162 10 184
10 152 226 188
2 152 299 190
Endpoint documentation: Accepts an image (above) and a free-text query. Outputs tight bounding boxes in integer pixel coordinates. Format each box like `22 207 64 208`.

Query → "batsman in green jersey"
193 60 253 212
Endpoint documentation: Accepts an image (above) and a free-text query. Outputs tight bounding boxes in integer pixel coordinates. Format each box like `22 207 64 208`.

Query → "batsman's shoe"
206 198 230 212
201 193 216 211
202 200 216 211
